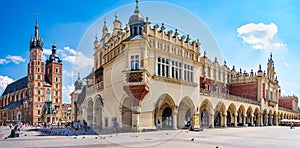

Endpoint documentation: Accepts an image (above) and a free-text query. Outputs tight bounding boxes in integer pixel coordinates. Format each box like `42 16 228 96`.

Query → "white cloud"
0 75 14 96
43 48 52 55
64 46 77 55
0 59 9 64
6 55 25 64
73 52 93 72
63 55 76 64
62 85 74 103
63 70 73 77
237 23 286 50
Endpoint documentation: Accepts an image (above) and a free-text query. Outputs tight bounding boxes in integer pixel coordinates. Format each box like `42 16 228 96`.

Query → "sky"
0 0 300 106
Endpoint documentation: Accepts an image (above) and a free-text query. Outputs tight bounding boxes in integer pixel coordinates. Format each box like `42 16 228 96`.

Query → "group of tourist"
71 120 90 132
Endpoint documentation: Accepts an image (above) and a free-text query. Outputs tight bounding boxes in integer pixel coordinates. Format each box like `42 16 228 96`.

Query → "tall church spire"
35 13 39 39
30 13 43 49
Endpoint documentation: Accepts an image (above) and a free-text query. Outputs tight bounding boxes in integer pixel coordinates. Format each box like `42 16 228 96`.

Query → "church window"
38 97 41 102
56 98 58 103
33 51 37 60
38 61 40 65
37 68 40 73
37 75 41 80
38 110 40 115
55 77 59 82
38 82 41 87
38 90 41 95
55 67 59 73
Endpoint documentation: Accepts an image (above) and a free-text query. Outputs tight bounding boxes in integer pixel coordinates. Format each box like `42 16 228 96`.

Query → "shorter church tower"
44 44 63 123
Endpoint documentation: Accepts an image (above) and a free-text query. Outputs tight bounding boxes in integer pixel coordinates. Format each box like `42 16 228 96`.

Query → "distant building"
0 15 63 125
71 1 298 131
62 103 72 121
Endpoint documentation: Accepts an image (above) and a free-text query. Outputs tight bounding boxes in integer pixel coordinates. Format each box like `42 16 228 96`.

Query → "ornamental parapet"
200 88 260 105
278 107 298 114
86 81 104 96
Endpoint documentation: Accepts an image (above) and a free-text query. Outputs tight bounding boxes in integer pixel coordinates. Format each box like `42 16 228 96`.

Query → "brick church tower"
26 14 63 124
27 14 45 123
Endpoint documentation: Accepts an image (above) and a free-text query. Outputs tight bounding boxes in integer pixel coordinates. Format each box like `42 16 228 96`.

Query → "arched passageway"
155 94 176 129
121 97 132 131
178 97 195 128
227 103 237 127
199 99 213 128
94 95 103 129
87 99 94 127
237 105 246 126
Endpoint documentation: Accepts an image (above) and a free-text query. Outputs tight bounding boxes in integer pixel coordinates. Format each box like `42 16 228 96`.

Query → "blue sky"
0 0 300 105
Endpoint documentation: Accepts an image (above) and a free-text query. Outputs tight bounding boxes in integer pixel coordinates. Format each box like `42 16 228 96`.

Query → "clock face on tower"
46 88 51 101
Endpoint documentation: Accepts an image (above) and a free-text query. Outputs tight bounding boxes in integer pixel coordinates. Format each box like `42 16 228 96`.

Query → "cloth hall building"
71 1 298 131
0 16 63 125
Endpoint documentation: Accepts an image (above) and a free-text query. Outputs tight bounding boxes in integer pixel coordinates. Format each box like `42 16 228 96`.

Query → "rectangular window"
130 55 140 70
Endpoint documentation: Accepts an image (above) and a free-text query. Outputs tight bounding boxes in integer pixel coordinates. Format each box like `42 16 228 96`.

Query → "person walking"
157 119 161 130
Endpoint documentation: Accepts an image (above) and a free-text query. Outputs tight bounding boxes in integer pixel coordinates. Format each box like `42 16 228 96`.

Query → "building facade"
0 15 63 125
62 103 72 121
71 1 298 131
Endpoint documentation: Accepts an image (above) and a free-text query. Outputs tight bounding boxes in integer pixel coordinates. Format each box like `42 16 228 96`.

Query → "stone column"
193 112 200 129
243 116 247 126
223 112 227 128
269 115 273 126
234 113 238 127
259 112 263 126
265 114 268 126
210 113 215 128
275 115 279 126
173 112 178 130
250 115 254 126
132 105 141 132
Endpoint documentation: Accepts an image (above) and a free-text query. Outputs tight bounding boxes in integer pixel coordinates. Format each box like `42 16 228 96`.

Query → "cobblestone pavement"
1 126 300 148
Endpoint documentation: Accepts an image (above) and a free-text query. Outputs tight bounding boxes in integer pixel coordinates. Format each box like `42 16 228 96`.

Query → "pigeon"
74 137 77 139
4 137 8 139
95 137 98 139
103 136 106 139
25 134 27 136
191 138 194 141
82 136 85 139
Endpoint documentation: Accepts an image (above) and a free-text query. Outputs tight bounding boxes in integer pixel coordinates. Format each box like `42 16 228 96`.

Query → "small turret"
128 0 145 36
74 73 83 91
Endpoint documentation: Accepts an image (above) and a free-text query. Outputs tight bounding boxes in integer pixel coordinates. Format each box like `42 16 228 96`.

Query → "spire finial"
115 12 118 20
95 34 98 41
78 73 80 80
104 19 107 26
35 13 39 26
134 0 140 13
270 52 272 60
